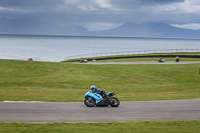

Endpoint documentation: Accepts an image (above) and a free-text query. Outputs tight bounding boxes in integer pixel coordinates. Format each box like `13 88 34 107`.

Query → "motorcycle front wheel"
109 97 120 107
84 97 96 107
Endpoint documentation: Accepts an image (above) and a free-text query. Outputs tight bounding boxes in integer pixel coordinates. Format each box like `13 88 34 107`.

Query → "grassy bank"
1 121 200 133
0 59 200 102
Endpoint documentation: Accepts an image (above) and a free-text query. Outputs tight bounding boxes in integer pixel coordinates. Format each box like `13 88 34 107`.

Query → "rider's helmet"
91 85 97 92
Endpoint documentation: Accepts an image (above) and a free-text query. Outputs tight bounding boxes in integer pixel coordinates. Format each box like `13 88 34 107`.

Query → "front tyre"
84 97 95 107
109 97 120 107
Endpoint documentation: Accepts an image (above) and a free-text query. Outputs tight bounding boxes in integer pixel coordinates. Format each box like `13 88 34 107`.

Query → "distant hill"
0 18 200 38
93 22 200 38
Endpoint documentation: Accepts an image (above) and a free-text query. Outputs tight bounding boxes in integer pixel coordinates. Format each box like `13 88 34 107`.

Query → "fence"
64 49 200 61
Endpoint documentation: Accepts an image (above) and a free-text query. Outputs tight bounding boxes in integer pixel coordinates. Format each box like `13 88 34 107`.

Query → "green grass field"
1 58 200 133
0 59 200 102
1 121 200 133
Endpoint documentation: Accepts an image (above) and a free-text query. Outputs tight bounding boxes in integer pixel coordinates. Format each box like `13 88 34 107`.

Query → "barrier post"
199 67 200 74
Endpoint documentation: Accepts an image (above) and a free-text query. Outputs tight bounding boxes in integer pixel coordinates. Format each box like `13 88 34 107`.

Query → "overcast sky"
1 0 200 31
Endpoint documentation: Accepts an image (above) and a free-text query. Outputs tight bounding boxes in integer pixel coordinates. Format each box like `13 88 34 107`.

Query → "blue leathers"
90 85 106 98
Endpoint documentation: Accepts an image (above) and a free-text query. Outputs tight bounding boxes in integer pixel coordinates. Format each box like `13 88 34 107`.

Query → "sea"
0 34 200 62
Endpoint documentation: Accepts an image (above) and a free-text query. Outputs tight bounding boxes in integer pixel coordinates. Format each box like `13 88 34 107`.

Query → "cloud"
137 0 185 5
174 0 200 13
110 0 185 9
77 4 97 11
0 6 45 13
0 0 200 31
172 23 200 30
0 0 188 15
0 0 62 7
0 0 62 13
61 0 121 12
64 0 80 5
94 0 114 10
57 0 99 12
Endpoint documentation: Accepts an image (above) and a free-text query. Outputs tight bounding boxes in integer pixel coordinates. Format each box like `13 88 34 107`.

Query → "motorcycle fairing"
107 92 115 97
85 91 103 104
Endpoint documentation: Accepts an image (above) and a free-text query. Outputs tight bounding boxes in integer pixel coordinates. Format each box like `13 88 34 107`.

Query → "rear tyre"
109 97 120 107
84 97 95 107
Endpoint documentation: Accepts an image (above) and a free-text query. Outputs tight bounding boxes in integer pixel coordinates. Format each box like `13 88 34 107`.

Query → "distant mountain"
93 22 200 38
0 18 89 35
1 18 200 38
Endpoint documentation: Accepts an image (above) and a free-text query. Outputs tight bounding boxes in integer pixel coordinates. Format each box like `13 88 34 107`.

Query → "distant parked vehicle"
80 58 87 63
158 57 165 63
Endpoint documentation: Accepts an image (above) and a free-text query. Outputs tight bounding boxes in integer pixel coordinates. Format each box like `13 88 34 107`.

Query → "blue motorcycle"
84 91 120 107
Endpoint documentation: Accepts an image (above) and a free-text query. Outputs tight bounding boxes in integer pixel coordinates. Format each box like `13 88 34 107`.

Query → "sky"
1 0 200 31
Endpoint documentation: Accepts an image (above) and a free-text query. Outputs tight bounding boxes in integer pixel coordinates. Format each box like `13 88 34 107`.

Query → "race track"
84 61 200 65
1 99 200 123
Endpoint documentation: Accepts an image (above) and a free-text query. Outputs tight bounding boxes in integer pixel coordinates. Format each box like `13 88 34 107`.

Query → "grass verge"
1 121 200 133
0 59 200 102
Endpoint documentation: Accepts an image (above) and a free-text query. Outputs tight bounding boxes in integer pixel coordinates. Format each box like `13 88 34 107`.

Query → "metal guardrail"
64 49 200 61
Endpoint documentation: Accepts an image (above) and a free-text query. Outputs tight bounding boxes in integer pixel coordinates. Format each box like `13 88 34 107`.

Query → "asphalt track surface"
1 99 200 123
84 61 200 65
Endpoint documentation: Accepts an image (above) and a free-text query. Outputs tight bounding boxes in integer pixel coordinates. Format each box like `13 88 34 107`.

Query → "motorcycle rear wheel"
84 97 95 107
109 97 120 107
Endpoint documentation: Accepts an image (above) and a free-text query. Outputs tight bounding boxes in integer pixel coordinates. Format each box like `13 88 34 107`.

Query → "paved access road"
0 99 200 123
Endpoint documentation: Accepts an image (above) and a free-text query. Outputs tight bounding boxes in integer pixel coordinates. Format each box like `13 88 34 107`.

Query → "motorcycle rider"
90 85 106 98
